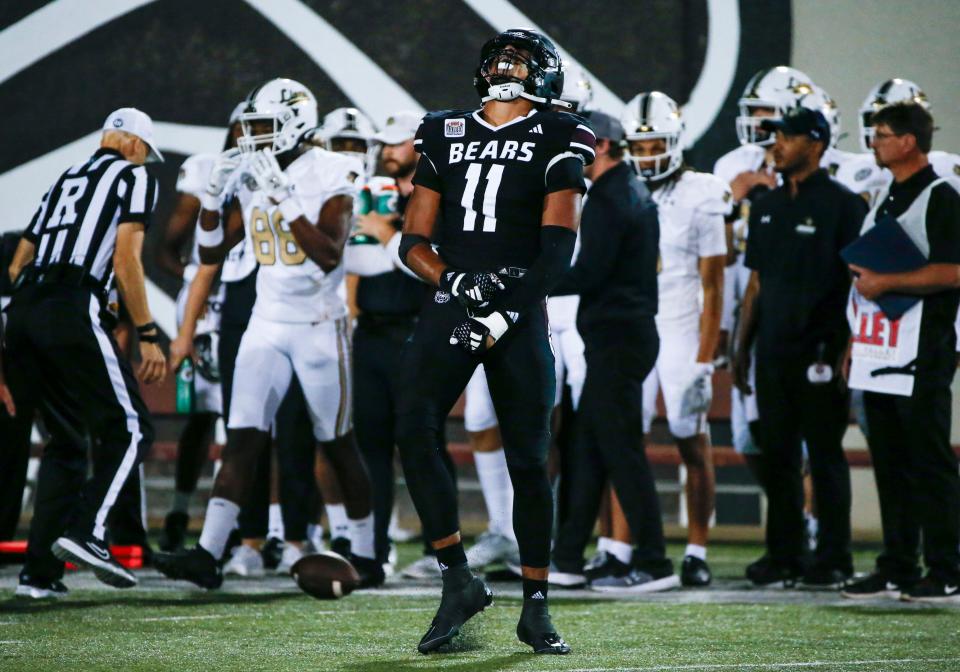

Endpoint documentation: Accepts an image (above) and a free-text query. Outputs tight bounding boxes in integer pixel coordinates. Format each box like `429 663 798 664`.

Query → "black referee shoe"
681 555 713 587
154 546 223 590
900 574 960 603
517 600 571 654
417 576 493 654
52 535 137 588
16 575 69 600
746 555 801 588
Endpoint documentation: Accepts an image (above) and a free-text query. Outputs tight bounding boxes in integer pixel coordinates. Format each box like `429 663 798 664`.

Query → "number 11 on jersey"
461 163 504 232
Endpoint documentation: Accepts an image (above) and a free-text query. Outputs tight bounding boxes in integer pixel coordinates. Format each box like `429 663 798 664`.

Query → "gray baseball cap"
582 110 625 143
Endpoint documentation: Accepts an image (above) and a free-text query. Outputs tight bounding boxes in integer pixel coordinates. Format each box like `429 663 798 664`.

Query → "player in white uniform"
155 111 243 552
617 92 729 586
155 79 382 590
714 67 815 483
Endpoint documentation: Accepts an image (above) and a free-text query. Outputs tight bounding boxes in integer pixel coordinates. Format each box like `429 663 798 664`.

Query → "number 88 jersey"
413 108 595 272
233 147 363 323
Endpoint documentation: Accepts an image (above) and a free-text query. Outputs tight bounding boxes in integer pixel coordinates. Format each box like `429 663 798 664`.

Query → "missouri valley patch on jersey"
413 108 595 272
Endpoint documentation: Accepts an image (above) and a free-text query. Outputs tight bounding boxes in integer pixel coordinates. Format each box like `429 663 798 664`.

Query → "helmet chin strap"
481 82 572 109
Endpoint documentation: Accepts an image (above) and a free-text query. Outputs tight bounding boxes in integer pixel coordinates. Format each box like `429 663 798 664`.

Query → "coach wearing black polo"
734 107 867 588
4 108 164 598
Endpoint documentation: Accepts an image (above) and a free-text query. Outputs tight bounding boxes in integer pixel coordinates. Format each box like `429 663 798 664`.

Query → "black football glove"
449 311 517 355
439 270 505 310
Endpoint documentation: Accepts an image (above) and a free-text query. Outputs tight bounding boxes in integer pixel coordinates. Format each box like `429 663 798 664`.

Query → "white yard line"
570 658 960 672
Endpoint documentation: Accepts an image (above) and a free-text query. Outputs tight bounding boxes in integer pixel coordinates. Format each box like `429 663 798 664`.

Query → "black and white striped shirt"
24 148 158 286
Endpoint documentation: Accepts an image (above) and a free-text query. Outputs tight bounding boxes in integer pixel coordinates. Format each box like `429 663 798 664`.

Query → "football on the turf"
290 552 361 600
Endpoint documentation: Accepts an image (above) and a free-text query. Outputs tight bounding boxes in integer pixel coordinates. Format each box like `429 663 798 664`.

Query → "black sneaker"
154 546 223 589
746 555 801 588
841 572 906 600
801 565 853 590
15 576 68 600
330 536 351 559
583 551 626 582
900 574 960 603
260 536 284 570
52 535 137 588
517 599 570 655
681 555 712 587
351 554 385 589
417 576 493 654
159 511 189 552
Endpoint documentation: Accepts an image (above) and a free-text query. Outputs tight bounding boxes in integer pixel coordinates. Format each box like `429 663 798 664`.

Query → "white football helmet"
559 68 594 112
858 78 929 151
316 107 380 176
798 85 842 148
237 78 318 155
621 91 684 181
736 66 816 146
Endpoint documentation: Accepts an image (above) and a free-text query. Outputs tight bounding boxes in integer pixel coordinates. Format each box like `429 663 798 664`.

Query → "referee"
5 108 165 598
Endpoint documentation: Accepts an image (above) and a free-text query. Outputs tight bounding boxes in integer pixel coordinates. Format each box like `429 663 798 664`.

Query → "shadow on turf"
822 604 953 617
0 591 301 614
341 653 527 672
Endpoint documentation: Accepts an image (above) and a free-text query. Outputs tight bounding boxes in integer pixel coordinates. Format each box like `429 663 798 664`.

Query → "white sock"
685 543 707 561
268 503 284 540
349 513 375 560
172 490 192 514
325 504 350 539
307 523 324 548
607 539 633 566
596 536 613 553
198 497 241 560
473 449 515 541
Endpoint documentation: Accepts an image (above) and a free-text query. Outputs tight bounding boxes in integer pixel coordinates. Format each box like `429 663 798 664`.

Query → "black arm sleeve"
494 225 576 314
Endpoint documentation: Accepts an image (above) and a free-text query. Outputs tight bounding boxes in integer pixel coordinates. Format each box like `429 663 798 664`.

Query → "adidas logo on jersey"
529 124 543 135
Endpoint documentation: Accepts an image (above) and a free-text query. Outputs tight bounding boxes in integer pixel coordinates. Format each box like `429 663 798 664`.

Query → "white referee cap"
374 111 422 145
103 107 164 163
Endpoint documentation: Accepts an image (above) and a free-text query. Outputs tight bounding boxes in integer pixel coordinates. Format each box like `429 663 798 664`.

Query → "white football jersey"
652 171 731 323
832 152 887 207
176 154 217 270
233 148 362 323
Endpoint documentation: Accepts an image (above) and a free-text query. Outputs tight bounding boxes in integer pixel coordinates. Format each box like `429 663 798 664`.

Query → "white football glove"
200 148 241 211
248 148 305 221
679 362 715 416
449 311 517 355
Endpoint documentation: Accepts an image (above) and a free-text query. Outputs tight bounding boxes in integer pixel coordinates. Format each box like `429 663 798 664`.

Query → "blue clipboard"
840 213 926 321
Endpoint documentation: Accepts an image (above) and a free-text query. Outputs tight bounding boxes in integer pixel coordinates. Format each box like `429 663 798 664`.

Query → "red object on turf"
0 541 143 569
291 552 360 600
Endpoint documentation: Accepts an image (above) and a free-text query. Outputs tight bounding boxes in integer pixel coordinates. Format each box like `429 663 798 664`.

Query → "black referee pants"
553 320 669 572
396 297 555 569
5 285 154 580
864 383 960 583
755 358 851 571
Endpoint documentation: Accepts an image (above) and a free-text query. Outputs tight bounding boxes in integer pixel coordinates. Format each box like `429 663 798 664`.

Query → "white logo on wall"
444 119 465 138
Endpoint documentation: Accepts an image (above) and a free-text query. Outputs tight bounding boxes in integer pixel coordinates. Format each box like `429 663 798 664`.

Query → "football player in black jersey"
396 29 595 655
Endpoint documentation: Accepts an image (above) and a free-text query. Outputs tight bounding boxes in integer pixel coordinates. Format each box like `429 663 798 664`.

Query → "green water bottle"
175 358 194 414
349 186 378 246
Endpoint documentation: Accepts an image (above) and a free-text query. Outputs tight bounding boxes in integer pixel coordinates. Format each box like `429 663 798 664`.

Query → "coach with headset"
4 108 164 598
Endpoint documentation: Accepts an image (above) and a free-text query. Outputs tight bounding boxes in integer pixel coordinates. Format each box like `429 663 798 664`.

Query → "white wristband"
278 196 305 223
479 311 510 340
195 223 224 248
199 191 220 212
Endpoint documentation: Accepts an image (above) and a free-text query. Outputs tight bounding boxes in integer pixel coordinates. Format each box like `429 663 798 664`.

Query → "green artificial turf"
1 543 957 672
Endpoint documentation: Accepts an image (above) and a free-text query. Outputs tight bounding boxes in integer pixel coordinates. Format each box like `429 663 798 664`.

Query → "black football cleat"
517 600 570 654
417 577 493 654
52 534 137 588
154 546 223 589
16 575 69 600
260 537 285 571
681 555 713 587
746 555 801 588
330 536 351 559
351 554 386 589
159 511 189 552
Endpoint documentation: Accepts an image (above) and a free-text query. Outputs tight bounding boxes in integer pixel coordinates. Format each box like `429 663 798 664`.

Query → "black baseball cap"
760 107 831 143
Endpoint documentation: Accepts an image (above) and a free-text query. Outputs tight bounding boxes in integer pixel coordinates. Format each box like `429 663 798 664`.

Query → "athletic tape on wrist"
199 191 220 212
195 224 224 248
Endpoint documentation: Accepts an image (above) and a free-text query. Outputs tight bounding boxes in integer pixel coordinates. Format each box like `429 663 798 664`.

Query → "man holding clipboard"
841 102 960 603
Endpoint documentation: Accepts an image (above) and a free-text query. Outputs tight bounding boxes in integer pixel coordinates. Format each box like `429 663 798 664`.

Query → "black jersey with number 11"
412 108 596 272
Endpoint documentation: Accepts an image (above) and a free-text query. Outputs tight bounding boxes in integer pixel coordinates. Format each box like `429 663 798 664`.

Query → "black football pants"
553 320 669 572
5 285 154 581
396 297 555 568
755 358 852 571
864 383 960 583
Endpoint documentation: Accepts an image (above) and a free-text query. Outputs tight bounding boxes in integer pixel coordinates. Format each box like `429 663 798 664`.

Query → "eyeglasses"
872 130 904 142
